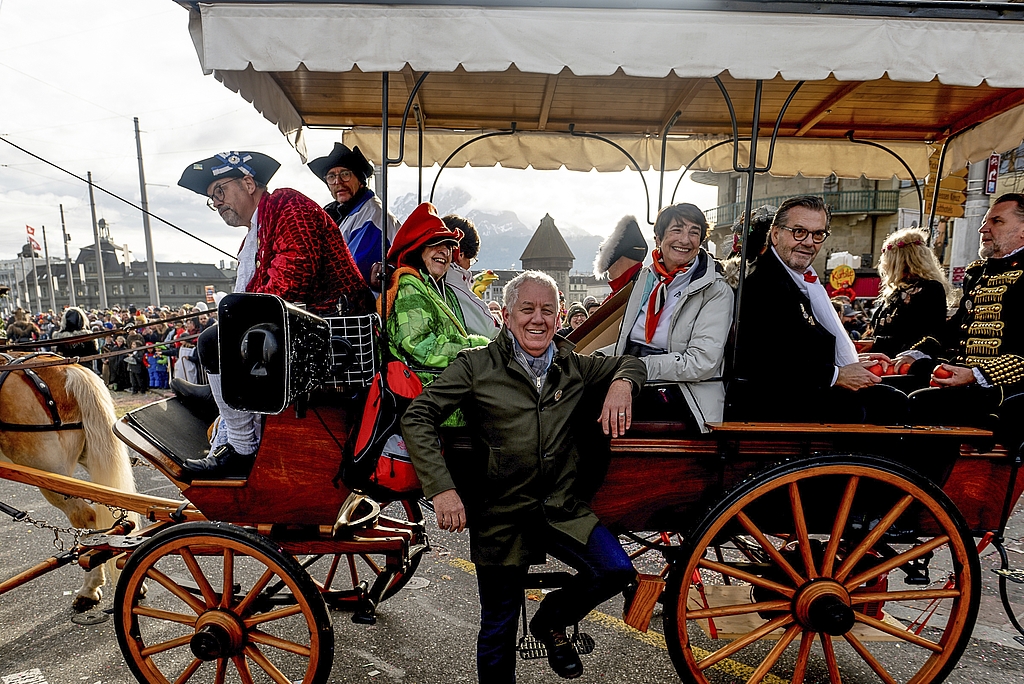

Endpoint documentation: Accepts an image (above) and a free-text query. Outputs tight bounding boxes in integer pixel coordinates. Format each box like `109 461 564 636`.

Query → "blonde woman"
869 228 949 358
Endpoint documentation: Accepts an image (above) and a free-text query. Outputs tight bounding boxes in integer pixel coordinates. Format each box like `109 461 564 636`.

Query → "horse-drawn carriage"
5 1 1024 683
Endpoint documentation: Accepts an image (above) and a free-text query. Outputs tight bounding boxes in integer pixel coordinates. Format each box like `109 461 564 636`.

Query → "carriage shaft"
0 548 79 596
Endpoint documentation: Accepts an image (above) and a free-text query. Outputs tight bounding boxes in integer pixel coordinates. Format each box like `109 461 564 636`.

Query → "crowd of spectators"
0 300 219 394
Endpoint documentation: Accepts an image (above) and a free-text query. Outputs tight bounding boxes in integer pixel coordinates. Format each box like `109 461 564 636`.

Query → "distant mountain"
391 188 604 272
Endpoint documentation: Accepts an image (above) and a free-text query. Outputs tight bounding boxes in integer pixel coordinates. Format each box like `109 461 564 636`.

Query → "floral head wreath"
882 237 924 253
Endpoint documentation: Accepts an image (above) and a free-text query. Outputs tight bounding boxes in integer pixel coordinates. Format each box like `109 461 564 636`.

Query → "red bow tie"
803 272 818 283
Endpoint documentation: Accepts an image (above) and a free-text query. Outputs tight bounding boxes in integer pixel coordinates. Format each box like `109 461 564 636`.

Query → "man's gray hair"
503 271 559 310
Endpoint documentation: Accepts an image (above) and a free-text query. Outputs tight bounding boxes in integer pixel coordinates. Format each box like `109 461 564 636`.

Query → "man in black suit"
728 195 890 422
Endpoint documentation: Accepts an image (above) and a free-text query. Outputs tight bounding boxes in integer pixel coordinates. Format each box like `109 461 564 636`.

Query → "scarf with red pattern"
644 249 692 343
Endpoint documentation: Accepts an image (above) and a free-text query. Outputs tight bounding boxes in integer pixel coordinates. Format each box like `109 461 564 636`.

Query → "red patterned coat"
246 188 373 315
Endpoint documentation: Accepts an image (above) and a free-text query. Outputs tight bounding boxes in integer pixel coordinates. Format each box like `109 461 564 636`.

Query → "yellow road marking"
443 557 790 684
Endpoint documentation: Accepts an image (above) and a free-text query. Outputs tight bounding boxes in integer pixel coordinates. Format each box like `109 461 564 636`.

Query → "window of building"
129 285 135 295
170 284 176 294
183 285 190 295
143 285 148 294
823 174 839 193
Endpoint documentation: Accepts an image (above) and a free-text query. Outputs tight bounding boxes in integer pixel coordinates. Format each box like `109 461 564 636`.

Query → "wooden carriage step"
622 574 666 633
707 422 994 438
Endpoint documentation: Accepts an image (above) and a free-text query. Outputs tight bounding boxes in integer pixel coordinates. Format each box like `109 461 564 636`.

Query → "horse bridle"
0 352 83 432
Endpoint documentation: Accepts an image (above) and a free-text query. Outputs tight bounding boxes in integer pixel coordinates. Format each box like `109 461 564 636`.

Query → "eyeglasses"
325 170 355 184
779 225 831 243
206 178 243 210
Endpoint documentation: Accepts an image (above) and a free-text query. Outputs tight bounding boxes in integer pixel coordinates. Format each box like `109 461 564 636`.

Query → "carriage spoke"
698 558 796 597
248 628 312 657
687 600 791 620
849 589 961 604
790 630 814 684
140 633 194 657
822 476 859 577
835 494 914 583
359 554 383 574
736 511 805 586
789 482 817 579
854 612 943 652
844 632 899 684
244 645 294 684
179 547 218 607
821 634 842 684
133 605 198 626
173 658 203 684
232 655 255 684
844 535 950 591
243 604 304 627
696 614 794 670
746 624 801 684
234 568 276 617
214 657 227 684
323 554 343 589
146 567 207 615
347 554 359 585
221 549 234 609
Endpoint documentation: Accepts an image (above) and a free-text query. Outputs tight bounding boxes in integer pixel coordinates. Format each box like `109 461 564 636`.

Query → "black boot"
530 615 583 679
183 444 255 479
170 378 219 423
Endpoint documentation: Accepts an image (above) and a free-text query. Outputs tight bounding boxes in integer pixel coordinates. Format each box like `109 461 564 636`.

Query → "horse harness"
0 353 84 432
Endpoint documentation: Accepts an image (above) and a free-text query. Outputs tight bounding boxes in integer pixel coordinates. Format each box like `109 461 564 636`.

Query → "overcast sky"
0 0 716 269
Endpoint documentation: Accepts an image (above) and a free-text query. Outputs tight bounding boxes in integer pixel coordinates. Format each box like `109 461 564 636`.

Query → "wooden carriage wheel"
303 498 424 609
114 521 334 684
664 455 980 684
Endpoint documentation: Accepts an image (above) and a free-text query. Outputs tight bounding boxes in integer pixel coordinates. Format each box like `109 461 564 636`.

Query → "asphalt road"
2 459 1024 684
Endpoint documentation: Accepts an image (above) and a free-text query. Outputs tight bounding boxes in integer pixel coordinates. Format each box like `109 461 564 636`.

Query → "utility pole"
28 243 41 314
134 117 159 307
87 171 108 309
17 257 27 310
41 225 57 312
60 204 76 307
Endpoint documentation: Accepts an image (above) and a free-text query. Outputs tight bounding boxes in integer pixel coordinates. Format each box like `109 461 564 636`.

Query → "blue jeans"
474 524 635 684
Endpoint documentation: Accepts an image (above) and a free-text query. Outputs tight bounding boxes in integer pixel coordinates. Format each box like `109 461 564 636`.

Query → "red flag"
28 237 41 251
25 225 35 236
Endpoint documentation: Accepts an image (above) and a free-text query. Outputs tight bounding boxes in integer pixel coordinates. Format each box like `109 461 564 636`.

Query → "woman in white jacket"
611 203 734 432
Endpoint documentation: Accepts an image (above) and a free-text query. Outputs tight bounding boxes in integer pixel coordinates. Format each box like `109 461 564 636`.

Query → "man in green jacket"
402 271 646 682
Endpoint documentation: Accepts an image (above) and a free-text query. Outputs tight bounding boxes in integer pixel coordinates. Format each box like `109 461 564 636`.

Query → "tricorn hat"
593 215 648 277
177 151 280 196
307 143 374 184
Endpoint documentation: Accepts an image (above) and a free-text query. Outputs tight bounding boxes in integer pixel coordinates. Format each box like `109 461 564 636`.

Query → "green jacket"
401 329 646 566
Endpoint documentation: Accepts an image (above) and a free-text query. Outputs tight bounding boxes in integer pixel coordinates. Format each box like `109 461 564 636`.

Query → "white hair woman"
869 228 950 358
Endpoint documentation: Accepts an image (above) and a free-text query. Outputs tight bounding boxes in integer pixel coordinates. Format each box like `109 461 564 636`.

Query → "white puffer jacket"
611 249 734 431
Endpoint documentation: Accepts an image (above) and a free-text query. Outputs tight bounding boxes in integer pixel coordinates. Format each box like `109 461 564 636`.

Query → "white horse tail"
62 364 139 530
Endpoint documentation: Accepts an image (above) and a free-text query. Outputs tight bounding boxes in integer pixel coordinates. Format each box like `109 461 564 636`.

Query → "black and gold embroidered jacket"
911 254 1024 392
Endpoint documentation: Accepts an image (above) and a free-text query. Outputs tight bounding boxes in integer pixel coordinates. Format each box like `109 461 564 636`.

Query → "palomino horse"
0 353 138 611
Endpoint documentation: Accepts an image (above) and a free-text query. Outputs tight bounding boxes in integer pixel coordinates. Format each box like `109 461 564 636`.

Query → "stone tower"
520 214 575 298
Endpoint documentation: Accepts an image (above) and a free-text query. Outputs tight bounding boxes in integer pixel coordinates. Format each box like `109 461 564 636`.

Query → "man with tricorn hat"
308 142 400 285
176 150 372 478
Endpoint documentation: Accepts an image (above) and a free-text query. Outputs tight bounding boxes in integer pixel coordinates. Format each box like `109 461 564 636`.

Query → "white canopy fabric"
342 128 933 180
193 4 1024 85
188 3 1024 175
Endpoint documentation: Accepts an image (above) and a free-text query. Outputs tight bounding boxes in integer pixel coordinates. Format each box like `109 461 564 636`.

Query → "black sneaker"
530 616 583 679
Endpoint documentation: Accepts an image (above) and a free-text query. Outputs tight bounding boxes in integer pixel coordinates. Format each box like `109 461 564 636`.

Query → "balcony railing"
705 189 900 228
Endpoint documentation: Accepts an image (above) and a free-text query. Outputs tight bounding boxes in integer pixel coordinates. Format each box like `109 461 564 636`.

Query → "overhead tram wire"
0 136 235 261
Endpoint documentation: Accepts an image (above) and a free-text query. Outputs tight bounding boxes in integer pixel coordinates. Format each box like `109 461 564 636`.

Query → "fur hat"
177 151 280 196
60 306 89 333
307 143 374 184
593 215 648 278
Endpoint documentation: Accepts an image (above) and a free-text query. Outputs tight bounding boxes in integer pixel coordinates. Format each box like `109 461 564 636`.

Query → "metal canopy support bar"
669 138 749 205
846 132 925 219
429 125 518 203
568 124 655 225
658 111 682 211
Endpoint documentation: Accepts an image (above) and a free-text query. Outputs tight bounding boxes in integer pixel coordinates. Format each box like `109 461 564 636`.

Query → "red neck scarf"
644 249 692 343
608 261 643 294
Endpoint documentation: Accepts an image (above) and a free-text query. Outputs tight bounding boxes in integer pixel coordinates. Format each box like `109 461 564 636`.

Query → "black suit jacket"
728 251 838 420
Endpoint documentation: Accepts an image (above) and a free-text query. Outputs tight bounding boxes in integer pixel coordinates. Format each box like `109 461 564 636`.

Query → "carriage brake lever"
333 491 381 536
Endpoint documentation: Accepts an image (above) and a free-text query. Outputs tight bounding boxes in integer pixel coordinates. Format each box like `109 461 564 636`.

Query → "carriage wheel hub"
191 610 245 660
793 580 854 636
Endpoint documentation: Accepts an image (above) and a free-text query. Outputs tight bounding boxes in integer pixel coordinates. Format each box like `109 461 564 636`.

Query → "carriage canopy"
182 1 1024 178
